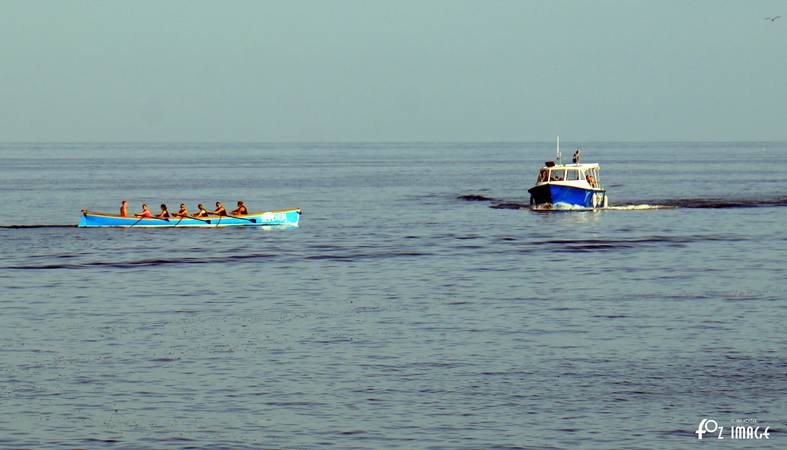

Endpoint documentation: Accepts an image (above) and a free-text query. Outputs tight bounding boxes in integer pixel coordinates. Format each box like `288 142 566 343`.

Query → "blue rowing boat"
79 208 301 228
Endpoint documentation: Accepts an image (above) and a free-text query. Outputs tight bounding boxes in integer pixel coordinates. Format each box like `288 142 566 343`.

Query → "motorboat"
527 137 607 209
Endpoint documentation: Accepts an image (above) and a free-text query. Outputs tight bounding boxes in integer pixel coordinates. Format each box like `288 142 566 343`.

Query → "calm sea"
1 142 785 449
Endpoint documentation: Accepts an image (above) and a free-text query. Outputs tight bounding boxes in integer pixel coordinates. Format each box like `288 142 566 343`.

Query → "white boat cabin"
535 162 602 189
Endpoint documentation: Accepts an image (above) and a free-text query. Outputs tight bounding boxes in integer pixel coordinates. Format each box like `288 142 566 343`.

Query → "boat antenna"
556 136 561 164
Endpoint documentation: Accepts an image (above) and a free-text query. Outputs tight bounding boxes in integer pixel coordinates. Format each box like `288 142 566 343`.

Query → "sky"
0 0 784 142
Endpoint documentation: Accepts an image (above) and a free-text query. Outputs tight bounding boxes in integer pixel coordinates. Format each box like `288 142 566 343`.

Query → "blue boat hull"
79 209 301 228
528 184 606 209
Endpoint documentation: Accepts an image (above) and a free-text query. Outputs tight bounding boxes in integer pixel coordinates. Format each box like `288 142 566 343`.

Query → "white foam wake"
531 203 674 212
603 204 675 211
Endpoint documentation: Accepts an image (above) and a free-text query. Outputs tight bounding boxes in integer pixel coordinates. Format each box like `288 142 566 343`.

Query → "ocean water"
1 142 785 449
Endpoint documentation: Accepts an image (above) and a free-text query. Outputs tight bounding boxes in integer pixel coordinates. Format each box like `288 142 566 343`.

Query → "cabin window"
549 169 565 181
585 169 601 187
565 169 580 181
537 169 548 183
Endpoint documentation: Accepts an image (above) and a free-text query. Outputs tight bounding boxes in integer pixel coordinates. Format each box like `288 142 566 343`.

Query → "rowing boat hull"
78 209 301 228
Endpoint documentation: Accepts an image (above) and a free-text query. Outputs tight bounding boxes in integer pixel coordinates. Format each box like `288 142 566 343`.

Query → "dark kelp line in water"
0 224 78 228
456 194 530 209
459 194 787 210
457 194 496 202
0 254 277 270
0 250 432 270
0 224 295 230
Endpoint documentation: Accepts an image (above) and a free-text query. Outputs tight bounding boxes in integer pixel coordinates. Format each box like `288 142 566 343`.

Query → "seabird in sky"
764 16 782 22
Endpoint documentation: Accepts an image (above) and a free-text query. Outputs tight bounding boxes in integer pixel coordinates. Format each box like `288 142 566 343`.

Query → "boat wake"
603 204 673 211
458 195 787 211
633 197 787 209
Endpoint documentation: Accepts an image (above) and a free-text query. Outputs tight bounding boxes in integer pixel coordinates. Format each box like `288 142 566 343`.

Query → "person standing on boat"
135 203 152 218
212 201 227 216
120 200 128 217
174 203 189 217
194 204 209 217
155 204 170 219
231 200 248 215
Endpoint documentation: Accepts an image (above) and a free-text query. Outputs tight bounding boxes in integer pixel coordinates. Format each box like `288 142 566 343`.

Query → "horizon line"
2 140 786 145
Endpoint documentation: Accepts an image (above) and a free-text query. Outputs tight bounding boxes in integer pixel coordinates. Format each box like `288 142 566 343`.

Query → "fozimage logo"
696 418 771 440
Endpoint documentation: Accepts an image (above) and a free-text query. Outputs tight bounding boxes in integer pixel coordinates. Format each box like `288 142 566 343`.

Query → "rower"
212 201 227 216
231 200 248 215
120 200 128 217
155 204 170 219
194 204 209 217
135 203 152 218
174 203 189 217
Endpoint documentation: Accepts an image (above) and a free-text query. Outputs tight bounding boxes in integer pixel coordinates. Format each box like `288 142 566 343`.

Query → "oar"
128 215 148 228
182 215 211 224
129 215 170 228
229 215 257 223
